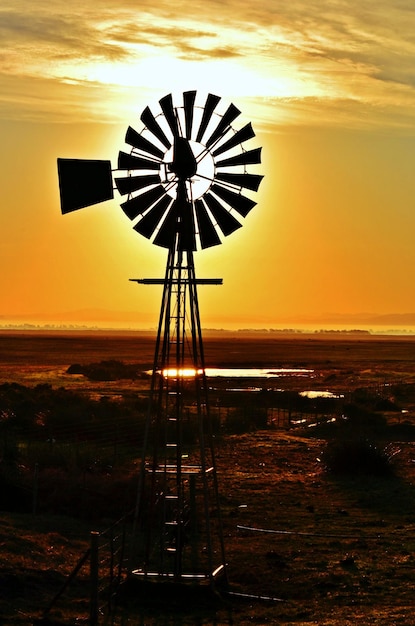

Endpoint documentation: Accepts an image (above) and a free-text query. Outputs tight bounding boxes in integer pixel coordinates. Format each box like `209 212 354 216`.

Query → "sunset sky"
1 1 415 330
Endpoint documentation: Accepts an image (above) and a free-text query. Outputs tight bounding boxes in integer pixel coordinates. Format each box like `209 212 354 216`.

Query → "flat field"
1 329 415 393
1 330 415 624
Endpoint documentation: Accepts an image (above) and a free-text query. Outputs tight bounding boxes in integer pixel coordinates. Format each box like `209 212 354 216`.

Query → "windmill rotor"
115 92 262 251
57 91 263 250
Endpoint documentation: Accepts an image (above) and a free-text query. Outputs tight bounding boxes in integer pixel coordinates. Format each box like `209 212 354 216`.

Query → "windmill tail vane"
57 91 263 587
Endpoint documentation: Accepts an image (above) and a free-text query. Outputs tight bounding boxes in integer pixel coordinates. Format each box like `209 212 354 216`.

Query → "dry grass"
0 513 91 625
219 431 415 624
2 331 415 624
2 430 415 625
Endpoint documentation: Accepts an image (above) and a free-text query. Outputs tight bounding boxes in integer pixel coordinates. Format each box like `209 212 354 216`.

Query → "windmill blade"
125 126 164 159
183 90 196 139
195 199 221 249
118 151 161 171
205 103 241 148
215 172 263 192
212 123 255 157
196 93 221 143
159 94 179 138
140 105 171 149
211 184 256 218
57 158 113 214
215 147 262 168
153 203 178 248
203 192 242 237
133 195 172 239
120 185 166 220
115 174 160 196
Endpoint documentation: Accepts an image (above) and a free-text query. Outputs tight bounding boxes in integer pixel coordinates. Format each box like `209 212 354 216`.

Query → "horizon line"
2 323 415 336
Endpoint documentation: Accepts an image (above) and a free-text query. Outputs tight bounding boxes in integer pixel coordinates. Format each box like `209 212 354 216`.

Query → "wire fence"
43 511 133 625
266 405 340 429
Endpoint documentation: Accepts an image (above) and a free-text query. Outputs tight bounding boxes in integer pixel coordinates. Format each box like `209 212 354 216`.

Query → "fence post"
90 531 100 626
32 463 39 515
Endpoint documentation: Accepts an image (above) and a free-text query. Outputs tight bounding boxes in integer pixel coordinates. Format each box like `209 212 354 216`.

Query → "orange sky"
1 1 415 330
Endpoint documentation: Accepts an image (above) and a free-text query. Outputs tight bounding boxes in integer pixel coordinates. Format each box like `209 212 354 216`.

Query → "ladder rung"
149 464 206 475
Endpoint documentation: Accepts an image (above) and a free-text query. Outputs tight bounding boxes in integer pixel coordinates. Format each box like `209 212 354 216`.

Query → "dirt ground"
1 331 415 624
217 431 415 625
2 431 415 625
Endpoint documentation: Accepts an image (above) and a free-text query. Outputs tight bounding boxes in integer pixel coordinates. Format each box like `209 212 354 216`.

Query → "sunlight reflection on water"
151 367 314 378
206 367 313 378
300 390 344 399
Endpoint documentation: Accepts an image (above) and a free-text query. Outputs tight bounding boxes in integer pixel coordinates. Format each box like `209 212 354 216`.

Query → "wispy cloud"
1 0 415 128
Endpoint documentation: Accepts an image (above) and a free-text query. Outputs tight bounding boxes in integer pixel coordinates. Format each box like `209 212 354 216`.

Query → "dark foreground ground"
1 331 415 624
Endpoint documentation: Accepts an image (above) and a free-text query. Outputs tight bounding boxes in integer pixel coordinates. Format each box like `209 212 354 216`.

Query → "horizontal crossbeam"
130 278 223 285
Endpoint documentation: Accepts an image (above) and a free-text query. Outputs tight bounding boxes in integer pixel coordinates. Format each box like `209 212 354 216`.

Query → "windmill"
57 91 263 587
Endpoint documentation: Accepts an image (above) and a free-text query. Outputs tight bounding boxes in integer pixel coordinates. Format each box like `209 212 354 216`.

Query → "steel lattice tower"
130 245 226 584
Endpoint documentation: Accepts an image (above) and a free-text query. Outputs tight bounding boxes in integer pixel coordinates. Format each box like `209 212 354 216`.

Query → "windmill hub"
163 140 215 201
168 137 197 179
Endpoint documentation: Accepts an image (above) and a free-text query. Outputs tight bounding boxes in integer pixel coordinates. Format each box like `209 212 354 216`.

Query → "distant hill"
3 310 415 331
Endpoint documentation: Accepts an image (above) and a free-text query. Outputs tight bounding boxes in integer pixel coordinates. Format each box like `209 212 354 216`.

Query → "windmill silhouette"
57 91 263 586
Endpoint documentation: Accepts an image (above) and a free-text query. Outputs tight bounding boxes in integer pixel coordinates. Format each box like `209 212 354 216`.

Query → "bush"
341 404 388 437
67 360 139 381
36 466 137 519
223 406 268 434
321 439 396 476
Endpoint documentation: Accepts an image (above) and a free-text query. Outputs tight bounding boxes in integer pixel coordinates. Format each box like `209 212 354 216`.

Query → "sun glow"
56 53 324 111
49 55 329 130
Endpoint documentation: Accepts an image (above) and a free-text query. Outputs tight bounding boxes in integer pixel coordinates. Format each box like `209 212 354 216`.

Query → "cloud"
109 22 241 60
1 0 415 129
0 8 129 66
111 23 217 45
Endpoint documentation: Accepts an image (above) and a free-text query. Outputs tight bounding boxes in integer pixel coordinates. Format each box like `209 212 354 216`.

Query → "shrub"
321 439 396 476
341 404 388 437
67 360 139 381
223 406 267 434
